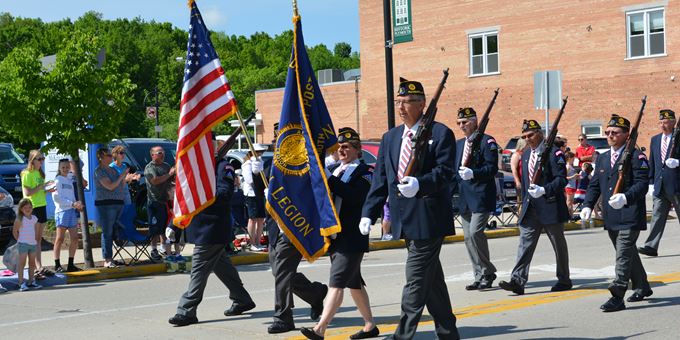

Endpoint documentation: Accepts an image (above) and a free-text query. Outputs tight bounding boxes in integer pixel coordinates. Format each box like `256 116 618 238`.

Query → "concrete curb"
63 214 659 284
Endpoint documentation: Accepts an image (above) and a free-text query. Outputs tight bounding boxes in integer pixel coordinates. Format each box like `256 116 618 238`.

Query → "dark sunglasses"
604 130 622 136
521 132 536 140
35 157 45 161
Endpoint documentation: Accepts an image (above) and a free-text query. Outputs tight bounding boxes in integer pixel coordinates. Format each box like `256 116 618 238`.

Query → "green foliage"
0 12 359 151
0 31 136 157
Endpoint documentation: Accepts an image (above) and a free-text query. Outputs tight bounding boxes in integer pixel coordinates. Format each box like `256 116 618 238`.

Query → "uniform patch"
638 153 648 160
555 150 564 156
487 138 496 144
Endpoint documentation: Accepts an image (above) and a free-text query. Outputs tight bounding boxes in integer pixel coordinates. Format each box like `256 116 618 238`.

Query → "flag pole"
293 0 298 17
233 109 269 187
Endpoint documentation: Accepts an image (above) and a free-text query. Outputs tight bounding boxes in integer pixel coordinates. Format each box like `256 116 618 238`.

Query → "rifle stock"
463 88 500 168
613 95 647 194
531 97 568 185
403 68 450 178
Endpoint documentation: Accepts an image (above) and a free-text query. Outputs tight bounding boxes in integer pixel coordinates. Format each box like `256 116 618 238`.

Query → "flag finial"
188 0 195 9
292 0 299 17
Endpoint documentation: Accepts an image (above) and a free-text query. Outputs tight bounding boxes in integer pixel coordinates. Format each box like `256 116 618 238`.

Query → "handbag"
2 243 19 273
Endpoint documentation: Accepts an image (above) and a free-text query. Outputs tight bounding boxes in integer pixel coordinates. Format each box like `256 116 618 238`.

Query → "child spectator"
52 159 85 272
564 152 580 219
12 198 43 291
575 163 593 206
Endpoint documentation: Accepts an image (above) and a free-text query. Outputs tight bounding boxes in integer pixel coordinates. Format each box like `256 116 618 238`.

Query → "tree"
0 31 136 267
334 42 352 58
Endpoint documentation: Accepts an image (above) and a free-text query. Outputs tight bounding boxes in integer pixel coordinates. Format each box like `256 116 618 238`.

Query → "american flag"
173 0 237 228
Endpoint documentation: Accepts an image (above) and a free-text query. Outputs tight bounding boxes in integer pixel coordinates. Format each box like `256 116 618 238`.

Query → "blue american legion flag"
173 0 237 228
266 13 341 262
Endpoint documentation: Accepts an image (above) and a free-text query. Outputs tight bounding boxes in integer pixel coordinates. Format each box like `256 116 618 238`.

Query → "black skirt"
329 252 365 289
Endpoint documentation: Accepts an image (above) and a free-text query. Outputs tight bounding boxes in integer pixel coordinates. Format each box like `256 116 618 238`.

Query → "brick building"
256 0 678 150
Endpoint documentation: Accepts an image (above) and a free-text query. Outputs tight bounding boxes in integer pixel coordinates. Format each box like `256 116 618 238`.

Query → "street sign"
146 106 157 119
534 70 562 109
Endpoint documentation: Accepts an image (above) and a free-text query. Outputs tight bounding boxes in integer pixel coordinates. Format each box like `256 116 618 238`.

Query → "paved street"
2 218 680 340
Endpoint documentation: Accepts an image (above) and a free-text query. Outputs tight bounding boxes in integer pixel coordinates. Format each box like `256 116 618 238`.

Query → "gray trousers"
394 238 459 340
461 212 496 281
608 229 650 297
269 235 326 324
176 244 253 317
511 211 571 286
644 193 680 250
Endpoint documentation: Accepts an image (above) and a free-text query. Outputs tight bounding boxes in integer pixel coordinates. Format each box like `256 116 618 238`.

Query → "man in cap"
455 107 499 290
361 77 459 339
499 120 572 295
580 115 651 312
639 109 680 257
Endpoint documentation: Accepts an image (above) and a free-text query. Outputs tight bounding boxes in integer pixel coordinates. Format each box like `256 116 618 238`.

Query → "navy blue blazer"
362 121 456 240
327 162 373 253
185 159 235 245
518 145 569 226
649 133 680 197
584 148 649 231
454 134 499 214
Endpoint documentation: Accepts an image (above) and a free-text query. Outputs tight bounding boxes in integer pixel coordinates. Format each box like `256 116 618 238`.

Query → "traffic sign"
146 106 157 119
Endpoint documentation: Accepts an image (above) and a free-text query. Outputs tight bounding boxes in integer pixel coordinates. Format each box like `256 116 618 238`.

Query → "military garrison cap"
660 109 676 120
457 107 477 119
522 119 542 133
607 114 630 130
397 77 424 96
337 127 360 143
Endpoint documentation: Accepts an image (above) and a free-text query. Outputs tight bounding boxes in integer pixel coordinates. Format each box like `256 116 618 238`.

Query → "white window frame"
468 31 500 77
581 123 603 137
625 7 666 60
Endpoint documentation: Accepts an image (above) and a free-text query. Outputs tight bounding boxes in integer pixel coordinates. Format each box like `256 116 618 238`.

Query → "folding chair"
112 203 152 265
488 174 520 228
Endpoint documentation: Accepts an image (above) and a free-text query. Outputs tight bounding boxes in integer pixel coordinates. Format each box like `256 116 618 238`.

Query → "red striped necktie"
398 131 413 181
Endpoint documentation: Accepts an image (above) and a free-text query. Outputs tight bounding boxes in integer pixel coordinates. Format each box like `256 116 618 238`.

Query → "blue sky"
0 0 360 51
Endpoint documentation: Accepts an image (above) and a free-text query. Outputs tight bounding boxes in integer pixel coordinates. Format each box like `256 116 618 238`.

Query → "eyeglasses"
578 138 584 141
521 132 536 140
153 151 164 155
394 99 422 106
456 120 471 126
35 157 45 161
604 130 622 136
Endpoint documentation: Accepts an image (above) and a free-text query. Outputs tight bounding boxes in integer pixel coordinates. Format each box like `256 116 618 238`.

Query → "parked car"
0 186 16 252
586 136 609 155
501 136 520 172
0 143 26 202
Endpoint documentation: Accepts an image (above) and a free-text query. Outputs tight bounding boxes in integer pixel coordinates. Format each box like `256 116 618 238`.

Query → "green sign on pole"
393 0 413 44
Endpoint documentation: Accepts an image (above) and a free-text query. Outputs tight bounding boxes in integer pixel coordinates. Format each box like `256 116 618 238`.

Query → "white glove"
359 217 372 235
608 193 627 209
397 176 419 198
165 227 176 242
580 207 592 221
264 188 269 199
528 184 546 198
458 166 474 181
250 157 263 174
665 158 679 169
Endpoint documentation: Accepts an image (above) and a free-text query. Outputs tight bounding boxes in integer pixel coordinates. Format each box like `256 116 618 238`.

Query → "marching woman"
301 127 379 340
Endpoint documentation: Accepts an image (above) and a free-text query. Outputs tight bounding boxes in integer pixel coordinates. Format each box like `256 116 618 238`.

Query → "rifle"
463 88 500 168
531 97 568 185
216 110 257 160
402 68 450 178
613 96 647 194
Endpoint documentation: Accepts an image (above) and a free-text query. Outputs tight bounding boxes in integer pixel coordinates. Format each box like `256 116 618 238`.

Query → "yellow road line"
286 271 680 340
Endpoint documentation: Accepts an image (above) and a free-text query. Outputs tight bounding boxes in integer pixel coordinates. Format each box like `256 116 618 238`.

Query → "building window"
626 7 665 59
469 31 499 76
581 123 602 137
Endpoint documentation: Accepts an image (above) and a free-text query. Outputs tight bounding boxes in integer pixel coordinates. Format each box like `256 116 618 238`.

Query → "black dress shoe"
627 290 653 302
499 280 524 295
350 326 380 339
224 301 256 316
600 296 625 312
465 281 481 290
268 321 295 334
551 282 573 292
300 327 324 340
168 314 198 327
479 274 497 289
637 246 658 257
